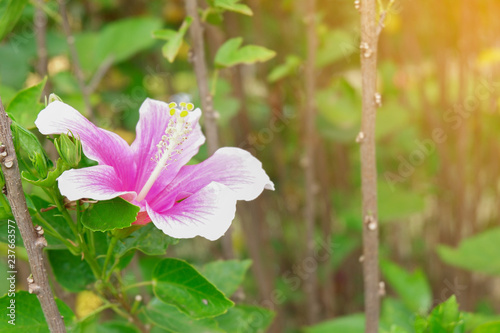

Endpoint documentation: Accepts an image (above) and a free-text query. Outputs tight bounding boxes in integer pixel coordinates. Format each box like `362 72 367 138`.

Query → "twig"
185 0 235 260
0 98 66 332
57 0 94 121
87 56 114 94
303 0 319 324
184 0 220 155
34 0 49 97
359 0 381 331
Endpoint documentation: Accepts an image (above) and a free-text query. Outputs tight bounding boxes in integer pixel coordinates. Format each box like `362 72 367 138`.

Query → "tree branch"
184 0 219 156
359 0 381 331
0 98 66 332
57 0 94 121
303 0 320 324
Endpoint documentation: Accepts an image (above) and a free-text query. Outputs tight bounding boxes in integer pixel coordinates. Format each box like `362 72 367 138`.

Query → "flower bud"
54 132 82 168
46 93 63 106
29 152 49 179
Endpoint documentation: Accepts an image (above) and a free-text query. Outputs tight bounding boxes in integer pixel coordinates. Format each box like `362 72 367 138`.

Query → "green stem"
123 281 153 292
102 236 118 280
33 213 78 252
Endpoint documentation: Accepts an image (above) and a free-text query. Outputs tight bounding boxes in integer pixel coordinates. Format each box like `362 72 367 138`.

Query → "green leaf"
380 260 432 314
216 305 275 333
154 17 192 63
114 223 177 257
437 227 500 276
214 0 253 16
22 159 70 188
30 195 74 249
424 296 465 333
76 17 162 74
0 291 76 332
82 197 140 232
316 29 355 68
380 298 415 333
267 55 302 83
6 77 47 128
473 322 500 333
96 321 141 333
144 298 224 333
215 37 275 68
202 259 252 297
304 313 365 333
0 0 28 41
152 258 234 319
48 249 96 292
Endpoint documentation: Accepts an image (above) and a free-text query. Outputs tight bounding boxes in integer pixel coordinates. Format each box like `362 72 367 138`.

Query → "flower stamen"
136 102 194 201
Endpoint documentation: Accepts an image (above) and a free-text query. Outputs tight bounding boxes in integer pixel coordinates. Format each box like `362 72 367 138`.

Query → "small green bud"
46 93 63 106
29 152 49 179
54 132 82 168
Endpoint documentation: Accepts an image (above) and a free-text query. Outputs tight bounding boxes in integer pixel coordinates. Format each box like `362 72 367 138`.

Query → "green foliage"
303 313 365 333
113 223 177 257
415 296 465 333
145 298 224 333
0 0 28 41
6 77 47 128
215 37 276 68
437 227 500 276
153 17 192 63
473 322 500 333
216 305 275 333
48 249 97 291
152 258 234 319
22 158 70 188
380 260 432 314
75 17 162 74
267 55 302 83
316 29 356 68
96 321 141 333
213 0 253 16
202 259 252 297
82 197 140 231
0 291 76 332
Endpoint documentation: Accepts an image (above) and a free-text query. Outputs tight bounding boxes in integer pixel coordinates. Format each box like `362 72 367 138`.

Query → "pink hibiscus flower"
35 98 274 240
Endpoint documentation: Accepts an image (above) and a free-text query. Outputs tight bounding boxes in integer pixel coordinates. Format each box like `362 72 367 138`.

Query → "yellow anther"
187 103 194 111
180 110 188 117
180 102 186 108
168 102 177 108
169 108 176 116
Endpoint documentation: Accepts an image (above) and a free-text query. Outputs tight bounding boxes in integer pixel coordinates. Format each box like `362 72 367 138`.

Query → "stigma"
136 102 194 202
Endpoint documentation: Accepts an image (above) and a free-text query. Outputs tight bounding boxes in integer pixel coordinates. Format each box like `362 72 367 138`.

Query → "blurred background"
1 0 500 331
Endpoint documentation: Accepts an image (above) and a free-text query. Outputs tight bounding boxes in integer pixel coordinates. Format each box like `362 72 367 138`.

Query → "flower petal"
131 99 205 193
58 165 135 201
146 182 236 241
35 101 136 187
147 147 274 209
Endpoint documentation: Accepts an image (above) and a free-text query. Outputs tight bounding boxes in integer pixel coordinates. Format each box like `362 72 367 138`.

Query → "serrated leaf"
437 227 500 276
0 291 76 332
425 296 465 333
114 223 177 257
144 298 224 333
0 0 28 41
6 77 47 128
216 305 274 333
215 37 275 68
48 250 96 292
82 197 140 232
381 260 432 314
152 258 234 319
202 259 252 297
156 17 192 63
214 0 253 16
